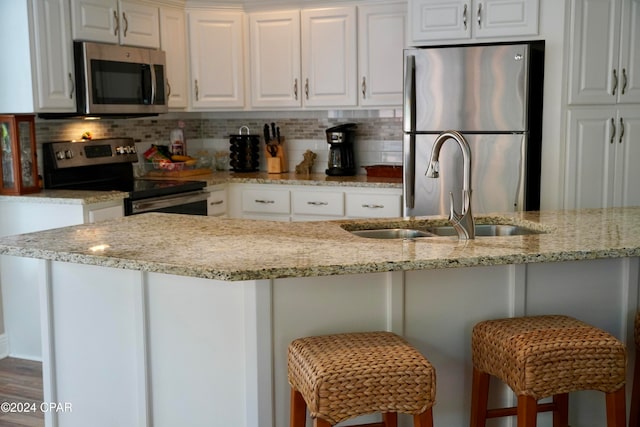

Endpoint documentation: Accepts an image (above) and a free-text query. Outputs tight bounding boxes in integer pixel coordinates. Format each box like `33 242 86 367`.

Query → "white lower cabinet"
0 197 124 360
564 106 640 209
228 183 402 221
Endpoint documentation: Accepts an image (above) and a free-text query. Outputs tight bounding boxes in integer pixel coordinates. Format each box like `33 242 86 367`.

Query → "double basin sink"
343 219 545 240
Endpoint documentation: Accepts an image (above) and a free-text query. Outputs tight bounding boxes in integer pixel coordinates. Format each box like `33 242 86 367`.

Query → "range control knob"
115 146 125 155
64 150 73 159
55 151 66 160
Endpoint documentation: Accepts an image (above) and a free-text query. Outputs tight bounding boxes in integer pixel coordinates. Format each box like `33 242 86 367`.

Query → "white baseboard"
0 334 8 359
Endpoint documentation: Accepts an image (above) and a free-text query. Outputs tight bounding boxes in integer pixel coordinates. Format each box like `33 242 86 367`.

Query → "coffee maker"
325 123 357 176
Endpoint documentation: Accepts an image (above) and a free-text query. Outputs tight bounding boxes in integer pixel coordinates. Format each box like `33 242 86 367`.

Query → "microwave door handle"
149 63 157 105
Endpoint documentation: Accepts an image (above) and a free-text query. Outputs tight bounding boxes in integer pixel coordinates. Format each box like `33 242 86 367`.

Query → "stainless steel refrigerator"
403 41 544 217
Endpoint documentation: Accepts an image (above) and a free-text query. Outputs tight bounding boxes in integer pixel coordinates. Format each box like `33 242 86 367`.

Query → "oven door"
125 191 209 216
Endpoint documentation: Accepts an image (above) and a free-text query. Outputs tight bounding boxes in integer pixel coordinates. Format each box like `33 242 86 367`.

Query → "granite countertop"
0 208 639 281
0 189 128 205
199 171 403 188
0 172 401 205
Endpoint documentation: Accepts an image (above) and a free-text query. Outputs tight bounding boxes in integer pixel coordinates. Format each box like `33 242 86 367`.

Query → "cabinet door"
410 0 471 44
564 108 617 209
70 0 119 44
118 1 159 48
567 0 621 105
249 10 302 108
473 0 539 38
160 7 188 109
617 0 640 104
188 10 245 109
301 7 357 107
31 0 76 111
613 107 640 206
358 3 407 107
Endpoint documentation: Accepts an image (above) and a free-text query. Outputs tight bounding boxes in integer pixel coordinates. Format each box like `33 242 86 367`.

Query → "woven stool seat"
470 314 627 427
472 314 626 399
287 331 435 426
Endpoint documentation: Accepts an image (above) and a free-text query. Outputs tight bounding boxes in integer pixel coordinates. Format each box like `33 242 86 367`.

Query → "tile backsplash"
35 112 403 175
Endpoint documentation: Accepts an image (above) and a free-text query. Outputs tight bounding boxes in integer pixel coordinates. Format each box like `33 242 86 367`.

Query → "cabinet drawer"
242 189 290 214
346 193 401 218
292 190 344 217
207 189 227 216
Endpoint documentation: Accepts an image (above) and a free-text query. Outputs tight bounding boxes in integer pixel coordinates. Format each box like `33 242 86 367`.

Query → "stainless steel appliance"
42 138 208 216
326 123 357 176
55 41 168 118
403 41 544 216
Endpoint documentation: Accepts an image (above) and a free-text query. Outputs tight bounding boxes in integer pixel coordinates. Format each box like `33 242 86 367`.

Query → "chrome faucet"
425 130 475 239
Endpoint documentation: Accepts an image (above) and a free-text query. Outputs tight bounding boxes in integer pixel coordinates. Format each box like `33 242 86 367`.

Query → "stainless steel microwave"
73 41 168 117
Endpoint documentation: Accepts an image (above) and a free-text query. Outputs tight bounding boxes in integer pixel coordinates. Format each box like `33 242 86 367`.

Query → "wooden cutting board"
145 168 211 178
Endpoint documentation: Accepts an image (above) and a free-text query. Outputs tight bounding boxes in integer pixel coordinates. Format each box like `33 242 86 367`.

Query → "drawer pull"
255 199 275 204
307 201 328 206
362 204 384 209
209 200 224 206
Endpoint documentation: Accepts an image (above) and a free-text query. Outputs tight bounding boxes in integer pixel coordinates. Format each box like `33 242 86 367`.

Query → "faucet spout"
426 130 475 239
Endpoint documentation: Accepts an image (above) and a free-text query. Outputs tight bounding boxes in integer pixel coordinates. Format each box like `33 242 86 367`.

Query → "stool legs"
604 387 626 427
470 367 489 427
470 368 626 427
413 408 434 427
290 388 306 427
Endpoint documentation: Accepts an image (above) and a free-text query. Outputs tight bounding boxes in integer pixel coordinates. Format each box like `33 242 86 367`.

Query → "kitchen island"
0 208 638 427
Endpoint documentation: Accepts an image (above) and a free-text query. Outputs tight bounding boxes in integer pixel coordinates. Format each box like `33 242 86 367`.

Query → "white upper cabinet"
187 10 245 109
567 0 640 105
357 2 407 107
160 7 188 109
0 0 75 113
31 0 76 111
249 6 357 109
409 0 539 44
71 0 160 48
301 7 357 107
249 10 301 108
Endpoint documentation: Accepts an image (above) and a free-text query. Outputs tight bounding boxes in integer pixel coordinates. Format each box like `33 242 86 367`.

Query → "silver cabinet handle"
122 12 128 37
477 3 482 27
68 72 74 99
209 200 224 206
622 68 628 95
362 204 384 209
255 199 275 204
305 78 309 100
619 117 625 143
113 10 119 36
307 201 328 206
610 117 616 144
361 76 367 99
166 79 171 97
612 69 618 95
463 4 468 30
194 79 199 101
294 78 298 100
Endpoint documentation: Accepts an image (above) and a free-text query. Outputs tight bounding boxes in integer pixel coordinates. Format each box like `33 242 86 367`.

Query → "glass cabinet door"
0 115 39 195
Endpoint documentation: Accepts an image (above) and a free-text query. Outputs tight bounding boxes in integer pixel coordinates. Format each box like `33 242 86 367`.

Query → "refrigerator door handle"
403 54 416 133
403 133 416 211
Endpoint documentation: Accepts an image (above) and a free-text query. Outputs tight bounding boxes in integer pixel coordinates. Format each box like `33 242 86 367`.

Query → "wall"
34 111 404 175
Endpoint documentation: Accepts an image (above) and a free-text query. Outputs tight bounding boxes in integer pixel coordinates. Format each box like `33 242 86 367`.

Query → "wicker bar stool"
287 331 436 427
630 311 640 427
470 315 626 427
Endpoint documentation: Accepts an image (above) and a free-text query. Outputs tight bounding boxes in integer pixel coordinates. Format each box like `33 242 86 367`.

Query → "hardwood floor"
0 358 43 427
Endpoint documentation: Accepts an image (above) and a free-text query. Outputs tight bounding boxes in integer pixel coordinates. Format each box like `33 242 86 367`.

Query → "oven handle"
130 191 209 214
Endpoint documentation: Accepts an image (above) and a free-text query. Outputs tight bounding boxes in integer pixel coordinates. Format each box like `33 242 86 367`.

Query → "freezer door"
403 134 526 216
406 44 529 132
